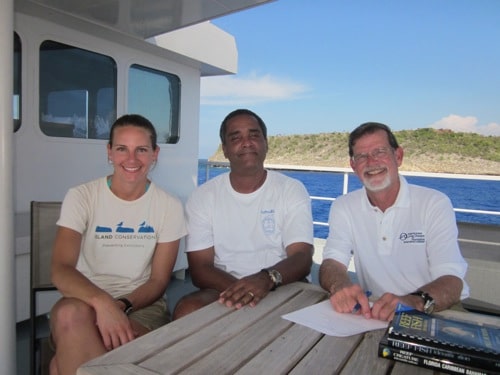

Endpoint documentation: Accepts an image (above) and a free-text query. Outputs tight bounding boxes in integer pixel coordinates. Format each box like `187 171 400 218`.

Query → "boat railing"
205 161 500 227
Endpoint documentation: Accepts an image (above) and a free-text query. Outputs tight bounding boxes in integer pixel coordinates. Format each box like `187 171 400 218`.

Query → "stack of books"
378 305 500 375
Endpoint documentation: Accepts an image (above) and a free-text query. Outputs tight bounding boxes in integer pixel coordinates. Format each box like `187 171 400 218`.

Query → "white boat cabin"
1 0 274 372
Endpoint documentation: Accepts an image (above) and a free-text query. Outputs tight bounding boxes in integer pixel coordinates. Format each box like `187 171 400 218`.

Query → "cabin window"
128 64 181 144
14 33 21 132
39 40 117 139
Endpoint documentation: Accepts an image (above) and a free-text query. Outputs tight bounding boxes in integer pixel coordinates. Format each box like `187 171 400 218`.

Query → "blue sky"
198 0 500 158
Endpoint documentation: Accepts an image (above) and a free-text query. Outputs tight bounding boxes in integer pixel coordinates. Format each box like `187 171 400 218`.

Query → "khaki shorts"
128 297 170 331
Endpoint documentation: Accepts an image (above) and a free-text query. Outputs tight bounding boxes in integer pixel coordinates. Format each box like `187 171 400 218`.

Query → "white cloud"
429 114 500 136
201 73 309 105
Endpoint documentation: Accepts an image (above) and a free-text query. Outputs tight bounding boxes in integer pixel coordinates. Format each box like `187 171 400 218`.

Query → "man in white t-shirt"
319 122 469 321
173 109 314 319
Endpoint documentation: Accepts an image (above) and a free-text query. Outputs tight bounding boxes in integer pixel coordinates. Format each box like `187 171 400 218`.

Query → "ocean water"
197 160 500 239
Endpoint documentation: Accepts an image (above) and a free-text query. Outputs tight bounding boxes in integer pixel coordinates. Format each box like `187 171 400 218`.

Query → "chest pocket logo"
261 210 275 235
399 232 426 244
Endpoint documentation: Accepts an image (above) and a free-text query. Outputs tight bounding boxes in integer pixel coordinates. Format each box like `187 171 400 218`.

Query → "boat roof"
17 0 275 39
15 0 275 75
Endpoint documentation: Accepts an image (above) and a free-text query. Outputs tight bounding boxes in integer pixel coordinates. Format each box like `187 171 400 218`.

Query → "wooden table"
77 282 492 375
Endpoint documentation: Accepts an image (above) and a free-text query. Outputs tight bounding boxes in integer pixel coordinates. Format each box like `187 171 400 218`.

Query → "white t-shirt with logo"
57 177 187 297
322 176 469 299
185 170 314 278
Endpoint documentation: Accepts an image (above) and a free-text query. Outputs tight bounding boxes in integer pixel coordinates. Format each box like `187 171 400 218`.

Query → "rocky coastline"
209 152 500 176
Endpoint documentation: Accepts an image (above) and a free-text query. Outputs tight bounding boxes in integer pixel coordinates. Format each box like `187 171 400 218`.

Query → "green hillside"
209 128 500 175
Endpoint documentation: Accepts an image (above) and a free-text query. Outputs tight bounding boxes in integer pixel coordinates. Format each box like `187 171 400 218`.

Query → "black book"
386 333 499 372
379 332 498 375
386 305 500 372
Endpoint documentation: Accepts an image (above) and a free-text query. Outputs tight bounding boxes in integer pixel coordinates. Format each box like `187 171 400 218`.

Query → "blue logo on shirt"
399 232 425 244
138 221 154 233
95 226 112 232
116 222 134 232
261 210 275 235
94 221 155 234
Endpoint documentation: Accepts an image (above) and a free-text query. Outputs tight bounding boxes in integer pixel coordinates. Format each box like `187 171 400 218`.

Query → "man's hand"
371 292 432 321
331 287 409 321
330 284 372 318
219 271 272 309
369 293 402 321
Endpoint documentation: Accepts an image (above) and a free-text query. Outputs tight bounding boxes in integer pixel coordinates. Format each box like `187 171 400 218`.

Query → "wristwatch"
261 268 282 291
117 297 133 315
410 291 435 314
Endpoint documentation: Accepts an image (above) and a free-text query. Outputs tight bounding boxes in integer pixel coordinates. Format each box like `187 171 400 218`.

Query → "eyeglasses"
351 147 393 164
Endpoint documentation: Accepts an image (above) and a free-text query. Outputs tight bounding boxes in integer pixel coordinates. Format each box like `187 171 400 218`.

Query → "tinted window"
39 40 117 139
128 64 181 144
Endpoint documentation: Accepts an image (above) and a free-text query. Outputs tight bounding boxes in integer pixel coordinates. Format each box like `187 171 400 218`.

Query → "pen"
351 290 372 314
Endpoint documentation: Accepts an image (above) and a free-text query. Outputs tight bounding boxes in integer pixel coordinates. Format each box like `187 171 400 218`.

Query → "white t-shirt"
57 177 187 297
322 176 469 299
186 170 314 278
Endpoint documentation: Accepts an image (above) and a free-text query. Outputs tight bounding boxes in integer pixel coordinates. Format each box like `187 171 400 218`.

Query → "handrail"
204 161 500 228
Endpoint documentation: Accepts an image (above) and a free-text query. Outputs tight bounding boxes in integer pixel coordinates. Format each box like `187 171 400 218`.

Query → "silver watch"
262 268 282 291
410 291 435 314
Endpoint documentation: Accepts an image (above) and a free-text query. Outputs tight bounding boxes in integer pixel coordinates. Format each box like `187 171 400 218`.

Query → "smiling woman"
49 114 187 375
107 115 159 200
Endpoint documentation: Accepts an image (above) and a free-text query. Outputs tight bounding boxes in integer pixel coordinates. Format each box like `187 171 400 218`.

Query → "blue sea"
197 160 500 239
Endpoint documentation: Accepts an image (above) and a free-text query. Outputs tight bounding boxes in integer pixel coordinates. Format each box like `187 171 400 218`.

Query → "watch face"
424 299 435 314
269 269 282 285
411 291 435 314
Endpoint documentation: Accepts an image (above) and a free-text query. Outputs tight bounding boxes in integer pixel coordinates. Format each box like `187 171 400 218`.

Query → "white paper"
282 300 388 337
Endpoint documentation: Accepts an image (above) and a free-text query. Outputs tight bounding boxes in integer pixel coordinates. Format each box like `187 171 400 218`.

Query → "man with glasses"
319 122 469 321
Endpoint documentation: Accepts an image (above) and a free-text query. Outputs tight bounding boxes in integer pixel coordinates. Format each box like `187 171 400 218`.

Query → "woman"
49 114 186 375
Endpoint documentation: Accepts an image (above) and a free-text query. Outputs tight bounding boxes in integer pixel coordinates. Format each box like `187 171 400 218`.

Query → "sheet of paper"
282 300 388 337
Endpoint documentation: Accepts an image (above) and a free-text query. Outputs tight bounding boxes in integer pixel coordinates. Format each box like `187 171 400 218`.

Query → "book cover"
386 332 500 373
379 332 499 375
388 305 500 357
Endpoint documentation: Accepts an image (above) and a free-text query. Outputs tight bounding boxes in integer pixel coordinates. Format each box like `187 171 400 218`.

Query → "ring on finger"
248 291 255 299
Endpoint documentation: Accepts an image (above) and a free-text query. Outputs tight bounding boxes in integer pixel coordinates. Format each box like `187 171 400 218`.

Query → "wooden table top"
77 282 492 375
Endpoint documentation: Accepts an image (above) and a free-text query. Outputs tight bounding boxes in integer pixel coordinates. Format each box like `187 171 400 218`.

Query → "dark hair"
219 109 267 144
348 122 399 157
109 114 158 150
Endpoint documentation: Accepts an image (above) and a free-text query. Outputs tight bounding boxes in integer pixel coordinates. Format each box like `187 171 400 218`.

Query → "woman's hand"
94 297 136 351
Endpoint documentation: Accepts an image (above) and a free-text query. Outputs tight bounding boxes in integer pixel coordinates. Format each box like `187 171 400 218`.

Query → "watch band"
117 297 133 315
410 291 435 314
